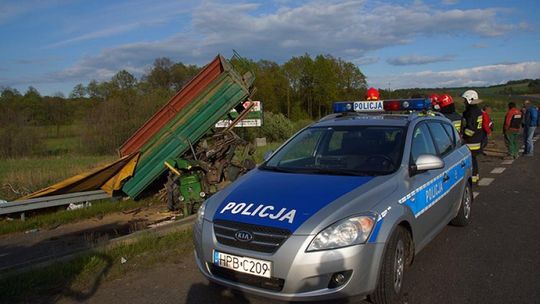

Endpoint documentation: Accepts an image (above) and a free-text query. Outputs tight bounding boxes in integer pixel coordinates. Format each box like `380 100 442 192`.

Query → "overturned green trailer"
6 55 257 216
122 55 256 199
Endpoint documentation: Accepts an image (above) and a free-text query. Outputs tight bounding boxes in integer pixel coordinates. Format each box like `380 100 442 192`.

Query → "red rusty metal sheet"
118 55 225 156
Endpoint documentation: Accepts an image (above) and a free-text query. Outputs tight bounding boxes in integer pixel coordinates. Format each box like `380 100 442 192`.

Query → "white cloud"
353 56 380 65
0 0 527 87
45 1 194 48
46 21 166 48
371 61 540 89
387 55 454 66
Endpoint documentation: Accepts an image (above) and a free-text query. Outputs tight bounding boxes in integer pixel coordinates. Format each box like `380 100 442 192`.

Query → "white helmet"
461 90 482 105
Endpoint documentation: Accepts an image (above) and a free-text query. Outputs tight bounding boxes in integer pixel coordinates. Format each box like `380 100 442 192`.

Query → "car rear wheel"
369 226 411 304
450 182 472 226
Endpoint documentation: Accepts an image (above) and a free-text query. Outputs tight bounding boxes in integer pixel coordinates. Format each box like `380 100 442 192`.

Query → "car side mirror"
410 154 444 176
263 150 274 162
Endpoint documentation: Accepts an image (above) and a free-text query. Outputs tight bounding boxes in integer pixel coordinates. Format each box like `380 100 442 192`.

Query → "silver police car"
194 99 473 303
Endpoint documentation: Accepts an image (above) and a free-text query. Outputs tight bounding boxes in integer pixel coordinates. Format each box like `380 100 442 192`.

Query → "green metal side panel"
122 71 251 198
136 80 238 167
138 74 233 156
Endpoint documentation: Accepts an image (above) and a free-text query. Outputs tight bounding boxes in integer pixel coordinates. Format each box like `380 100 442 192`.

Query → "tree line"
0 54 367 156
64 54 369 120
2 53 538 157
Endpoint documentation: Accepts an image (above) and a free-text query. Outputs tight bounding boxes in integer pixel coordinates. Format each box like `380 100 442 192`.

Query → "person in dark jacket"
522 100 538 156
461 90 483 183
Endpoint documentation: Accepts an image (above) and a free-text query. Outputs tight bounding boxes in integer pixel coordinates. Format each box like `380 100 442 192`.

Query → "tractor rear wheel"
164 173 180 211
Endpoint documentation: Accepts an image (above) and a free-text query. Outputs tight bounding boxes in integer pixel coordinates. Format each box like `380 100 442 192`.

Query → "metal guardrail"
0 190 110 215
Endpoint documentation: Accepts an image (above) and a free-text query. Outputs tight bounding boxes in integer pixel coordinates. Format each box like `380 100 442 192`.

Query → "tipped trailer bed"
121 55 255 199
7 55 255 215
119 56 225 157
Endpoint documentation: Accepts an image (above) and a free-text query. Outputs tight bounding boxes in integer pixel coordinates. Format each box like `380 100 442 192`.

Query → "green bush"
260 112 294 142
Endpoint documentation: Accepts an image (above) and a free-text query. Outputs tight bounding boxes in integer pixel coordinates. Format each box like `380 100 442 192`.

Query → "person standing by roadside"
503 102 522 159
461 90 483 183
481 105 494 153
522 100 538 156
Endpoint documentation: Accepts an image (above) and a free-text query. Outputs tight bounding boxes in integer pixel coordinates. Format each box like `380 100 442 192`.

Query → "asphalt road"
59 138 540 304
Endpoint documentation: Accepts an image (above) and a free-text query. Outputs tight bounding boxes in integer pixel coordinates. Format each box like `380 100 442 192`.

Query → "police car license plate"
213 250 272 278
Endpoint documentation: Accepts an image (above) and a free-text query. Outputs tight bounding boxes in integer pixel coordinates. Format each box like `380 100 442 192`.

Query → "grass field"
0 155 116 201
489 111 506 133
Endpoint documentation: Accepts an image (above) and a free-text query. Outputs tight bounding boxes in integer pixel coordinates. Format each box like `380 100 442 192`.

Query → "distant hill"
384 79 540 110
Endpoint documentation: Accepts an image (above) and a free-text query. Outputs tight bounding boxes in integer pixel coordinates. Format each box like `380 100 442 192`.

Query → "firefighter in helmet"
461 90 483 183
437 94 462 132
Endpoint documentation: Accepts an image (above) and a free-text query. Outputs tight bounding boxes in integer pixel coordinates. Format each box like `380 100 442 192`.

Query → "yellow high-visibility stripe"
466 143 481 150
464 129 475 136
453 121 461 132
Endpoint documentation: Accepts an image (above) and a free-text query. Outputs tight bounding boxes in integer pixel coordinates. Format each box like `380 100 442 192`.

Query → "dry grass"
0 155 116 201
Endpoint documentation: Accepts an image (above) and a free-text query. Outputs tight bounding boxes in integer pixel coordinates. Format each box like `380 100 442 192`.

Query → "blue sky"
1 0 539 95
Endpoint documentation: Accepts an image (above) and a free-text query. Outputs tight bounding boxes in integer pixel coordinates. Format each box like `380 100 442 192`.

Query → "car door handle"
443 173 450 182
460 161 465 168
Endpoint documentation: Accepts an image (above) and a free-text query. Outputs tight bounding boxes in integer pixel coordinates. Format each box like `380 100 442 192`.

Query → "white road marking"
478 178 495 186
490 167 506 174
501 159 514 165
473 192 480 199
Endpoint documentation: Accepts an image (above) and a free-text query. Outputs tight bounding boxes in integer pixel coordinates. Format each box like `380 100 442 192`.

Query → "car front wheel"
369 226 411 304
451 182 472 226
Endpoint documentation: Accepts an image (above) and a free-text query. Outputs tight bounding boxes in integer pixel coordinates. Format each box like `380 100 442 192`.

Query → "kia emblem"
234 230 253 242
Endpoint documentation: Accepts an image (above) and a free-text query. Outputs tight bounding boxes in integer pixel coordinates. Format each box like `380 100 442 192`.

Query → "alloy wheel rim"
394 239 405 293
463 187 471 219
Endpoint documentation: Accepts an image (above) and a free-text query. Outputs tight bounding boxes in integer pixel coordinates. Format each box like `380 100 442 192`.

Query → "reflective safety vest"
443 112 463 133
462 105 483 151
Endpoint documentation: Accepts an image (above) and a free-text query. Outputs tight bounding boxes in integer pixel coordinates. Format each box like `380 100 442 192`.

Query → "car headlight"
307 215 376 252
195 201 206 227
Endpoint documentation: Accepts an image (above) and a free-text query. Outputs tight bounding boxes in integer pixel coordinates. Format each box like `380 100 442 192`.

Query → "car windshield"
261 125 405 176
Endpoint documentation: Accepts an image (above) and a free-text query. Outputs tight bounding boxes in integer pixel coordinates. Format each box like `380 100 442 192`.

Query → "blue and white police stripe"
399 155 471 218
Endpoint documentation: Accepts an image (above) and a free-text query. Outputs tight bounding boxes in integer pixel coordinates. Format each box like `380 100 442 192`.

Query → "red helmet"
366 87 380 101
429 94 439 106
439 94 454 108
